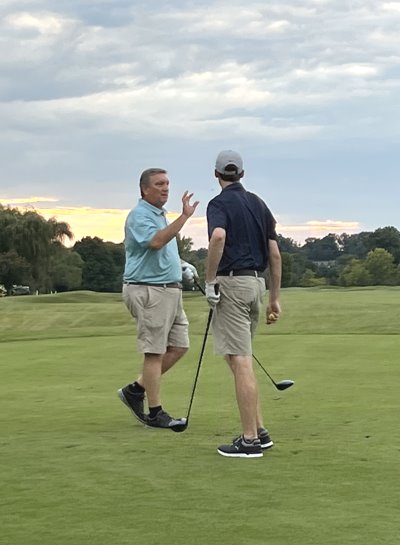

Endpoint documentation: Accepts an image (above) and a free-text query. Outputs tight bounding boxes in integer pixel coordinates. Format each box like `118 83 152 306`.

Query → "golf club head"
276 380 294 391
169 417 188 433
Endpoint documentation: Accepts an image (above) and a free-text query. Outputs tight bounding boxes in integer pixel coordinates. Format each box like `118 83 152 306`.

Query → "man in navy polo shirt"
205 150 282 458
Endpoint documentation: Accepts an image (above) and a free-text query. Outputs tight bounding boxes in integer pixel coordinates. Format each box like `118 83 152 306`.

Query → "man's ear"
239 170 244 179
214 169 219 179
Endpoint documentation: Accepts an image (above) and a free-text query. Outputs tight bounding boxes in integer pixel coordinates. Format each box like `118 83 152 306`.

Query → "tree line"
277 229 400 287
1 204 400 294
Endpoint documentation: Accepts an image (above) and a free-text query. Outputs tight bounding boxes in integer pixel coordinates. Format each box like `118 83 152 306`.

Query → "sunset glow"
1 197 362 249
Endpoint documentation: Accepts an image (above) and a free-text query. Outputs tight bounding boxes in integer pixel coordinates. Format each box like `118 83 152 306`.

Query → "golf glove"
205 281 220 307
181 261 199 285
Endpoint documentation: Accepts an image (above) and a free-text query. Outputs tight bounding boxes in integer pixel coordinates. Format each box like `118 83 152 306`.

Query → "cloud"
33 206 129 245
276 220 362 243
169 217 364 248
167 213 209 249
1 197 367 249
6 12 65 34
294 63 379 78
6 203 204 247
0 196 59 205
383 2 400 12
1 0 399 239
161 6 293 36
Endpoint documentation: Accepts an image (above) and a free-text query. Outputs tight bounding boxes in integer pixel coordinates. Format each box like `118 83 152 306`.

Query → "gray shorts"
212 276 265 356
122 284 189 354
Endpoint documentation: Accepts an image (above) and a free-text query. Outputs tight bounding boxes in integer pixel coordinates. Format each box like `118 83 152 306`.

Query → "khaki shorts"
212 276 265 356
122 284 189 354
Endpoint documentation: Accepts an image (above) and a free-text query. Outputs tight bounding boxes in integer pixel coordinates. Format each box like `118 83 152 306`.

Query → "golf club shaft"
185 307 213 422
193 278 282 389
251 353 280 388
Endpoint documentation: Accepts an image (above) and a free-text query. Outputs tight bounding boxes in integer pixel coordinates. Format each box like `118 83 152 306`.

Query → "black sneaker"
258 428 274 450
146 409 185 429
117 385 146 424
217 436 263 458
232 428 274 450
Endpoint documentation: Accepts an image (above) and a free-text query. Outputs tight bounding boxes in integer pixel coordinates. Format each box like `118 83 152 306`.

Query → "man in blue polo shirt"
118 167 199 429
205 150 282 458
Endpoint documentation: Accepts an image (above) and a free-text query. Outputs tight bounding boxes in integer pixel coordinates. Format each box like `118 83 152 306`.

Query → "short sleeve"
126 210 159 248
206 200 227 240
266 207 277 240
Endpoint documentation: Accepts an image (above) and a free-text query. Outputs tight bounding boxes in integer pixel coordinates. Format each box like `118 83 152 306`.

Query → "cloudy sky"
1 0 399 249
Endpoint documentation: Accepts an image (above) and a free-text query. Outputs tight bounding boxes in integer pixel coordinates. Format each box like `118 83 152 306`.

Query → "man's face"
142 172 170 208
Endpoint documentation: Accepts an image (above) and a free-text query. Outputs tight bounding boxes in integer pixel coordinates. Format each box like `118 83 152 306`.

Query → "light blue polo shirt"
123 199 182 283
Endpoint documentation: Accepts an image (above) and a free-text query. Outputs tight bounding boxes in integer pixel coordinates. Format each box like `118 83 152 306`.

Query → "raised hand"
182 191 199 219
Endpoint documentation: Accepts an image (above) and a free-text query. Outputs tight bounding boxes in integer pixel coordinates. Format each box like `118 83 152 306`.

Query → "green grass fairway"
1 288 399 545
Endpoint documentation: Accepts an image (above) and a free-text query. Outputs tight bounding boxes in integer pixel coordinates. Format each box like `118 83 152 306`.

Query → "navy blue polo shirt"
206 183 277 273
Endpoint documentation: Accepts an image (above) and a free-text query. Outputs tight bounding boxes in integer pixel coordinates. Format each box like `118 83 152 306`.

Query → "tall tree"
74 237 121 292
341 231 371 258
49 248 84 292
0 250 32 294
289 252 313 286
280 252 293 288
367 227 400 264
277 234 301 253
0 206 73 291
299 268 327 287
176 234 195 261
364 248 398 285
339 259 372 286
301 233 341 261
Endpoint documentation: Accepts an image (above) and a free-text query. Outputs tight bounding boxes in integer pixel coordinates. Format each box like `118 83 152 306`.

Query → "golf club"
193 277 294 392
170 305 214 433
252 353 294 391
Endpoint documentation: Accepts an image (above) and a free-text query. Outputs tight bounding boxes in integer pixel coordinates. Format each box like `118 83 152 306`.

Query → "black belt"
217 269 263 277
125 282 182 288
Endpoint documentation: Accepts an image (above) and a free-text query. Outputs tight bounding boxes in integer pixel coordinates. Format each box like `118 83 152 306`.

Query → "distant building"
311 260 337 268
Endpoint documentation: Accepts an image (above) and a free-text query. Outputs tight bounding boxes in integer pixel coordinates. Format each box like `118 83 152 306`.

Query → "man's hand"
182 191 199 219
266 301 281 325
205 281 220 307
181 261 199 285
